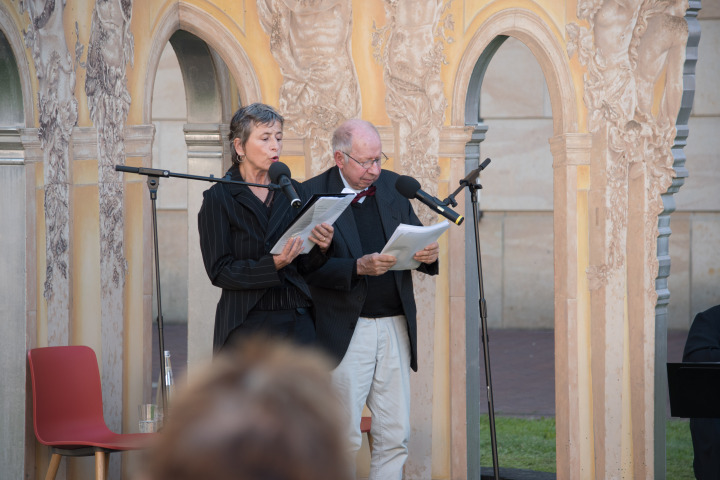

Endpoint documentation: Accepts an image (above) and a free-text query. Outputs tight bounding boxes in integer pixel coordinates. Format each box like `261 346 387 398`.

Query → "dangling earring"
233 137 244 164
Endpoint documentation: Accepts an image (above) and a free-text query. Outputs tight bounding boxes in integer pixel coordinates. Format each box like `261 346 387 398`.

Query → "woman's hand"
310 223 334 253
273 236 304 270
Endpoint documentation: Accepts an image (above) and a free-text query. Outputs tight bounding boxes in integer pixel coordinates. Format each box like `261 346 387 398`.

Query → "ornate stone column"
185 124 224 373
84 0 134 450
441 125 475 479
550 132 593 480
23 0 79 346
0 128 29 480
123 124 156 426
567 1 695 477
462 124 487 480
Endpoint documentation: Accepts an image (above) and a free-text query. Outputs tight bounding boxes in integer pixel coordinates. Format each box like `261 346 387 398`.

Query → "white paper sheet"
270 193 354 254
381 220 450 270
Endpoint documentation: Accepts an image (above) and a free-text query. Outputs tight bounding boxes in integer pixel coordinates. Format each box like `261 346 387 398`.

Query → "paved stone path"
153 325 688 418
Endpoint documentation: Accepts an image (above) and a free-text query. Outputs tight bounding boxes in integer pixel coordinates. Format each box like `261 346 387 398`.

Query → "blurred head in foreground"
141 336 351 480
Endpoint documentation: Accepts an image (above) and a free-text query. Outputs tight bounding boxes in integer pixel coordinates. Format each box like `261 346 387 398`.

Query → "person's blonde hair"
144 336 351 480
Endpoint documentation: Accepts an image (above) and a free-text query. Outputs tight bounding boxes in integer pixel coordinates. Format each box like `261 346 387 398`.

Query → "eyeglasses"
342 151 388 169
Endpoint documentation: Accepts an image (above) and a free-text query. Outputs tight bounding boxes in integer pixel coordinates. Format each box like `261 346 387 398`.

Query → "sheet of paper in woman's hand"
270 193 354 254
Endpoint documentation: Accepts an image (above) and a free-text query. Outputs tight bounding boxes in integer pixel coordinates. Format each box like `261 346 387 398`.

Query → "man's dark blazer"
301 166 438 371
682 305 720 480
198 165 326 351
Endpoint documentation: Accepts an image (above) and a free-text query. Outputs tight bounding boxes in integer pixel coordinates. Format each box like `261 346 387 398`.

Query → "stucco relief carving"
257 0 361 174
85 0 133 294
567 0 688 293
372 0 453 225
23 0 78 340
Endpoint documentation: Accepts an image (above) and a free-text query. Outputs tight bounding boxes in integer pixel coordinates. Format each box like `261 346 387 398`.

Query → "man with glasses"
302 119 439 479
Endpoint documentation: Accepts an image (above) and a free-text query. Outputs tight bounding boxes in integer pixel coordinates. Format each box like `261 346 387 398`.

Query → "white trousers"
332 315 412 480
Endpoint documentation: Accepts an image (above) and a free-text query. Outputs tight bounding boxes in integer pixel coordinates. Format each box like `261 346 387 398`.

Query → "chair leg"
45 453 62 480
95 451 109 480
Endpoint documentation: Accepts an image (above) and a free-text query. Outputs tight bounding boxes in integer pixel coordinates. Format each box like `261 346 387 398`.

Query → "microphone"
460 158 491 186
269 161 301 208
114 165 170 177
395 175 464 225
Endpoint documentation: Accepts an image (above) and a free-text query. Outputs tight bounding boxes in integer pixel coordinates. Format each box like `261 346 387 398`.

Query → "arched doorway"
147 28 237 386
452 8 583 478
463 33 557 476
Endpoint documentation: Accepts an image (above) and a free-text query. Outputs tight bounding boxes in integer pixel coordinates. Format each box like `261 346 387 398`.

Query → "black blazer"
683 305 720 362
198 166 326 350
302 167 438 371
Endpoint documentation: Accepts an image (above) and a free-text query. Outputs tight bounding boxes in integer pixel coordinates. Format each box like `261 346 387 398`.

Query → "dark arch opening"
0 29 24 126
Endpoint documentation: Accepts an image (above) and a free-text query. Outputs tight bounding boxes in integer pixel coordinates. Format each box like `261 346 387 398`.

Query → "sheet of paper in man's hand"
381 220 450 270
270 193 354 255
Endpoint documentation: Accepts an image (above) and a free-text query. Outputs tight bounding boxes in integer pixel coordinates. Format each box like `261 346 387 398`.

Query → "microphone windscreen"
395 175 421 199
269 161 292 183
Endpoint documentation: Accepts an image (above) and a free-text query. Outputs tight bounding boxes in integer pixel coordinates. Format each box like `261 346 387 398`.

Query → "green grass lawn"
666 418 695 479
478 416 694 477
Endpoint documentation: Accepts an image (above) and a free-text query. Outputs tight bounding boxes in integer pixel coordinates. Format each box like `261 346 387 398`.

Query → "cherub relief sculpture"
373 0 453 225
633 0 688 128
23 0 78 341
258 0 361 174
567 0 688 291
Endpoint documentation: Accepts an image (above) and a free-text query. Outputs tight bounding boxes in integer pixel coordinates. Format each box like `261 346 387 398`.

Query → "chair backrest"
28 345 111 445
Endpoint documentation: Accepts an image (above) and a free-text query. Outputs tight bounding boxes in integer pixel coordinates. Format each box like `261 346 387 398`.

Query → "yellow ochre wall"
1 0 702 479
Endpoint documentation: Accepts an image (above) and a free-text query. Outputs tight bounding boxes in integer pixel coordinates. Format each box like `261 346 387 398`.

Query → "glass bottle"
156 350 174 412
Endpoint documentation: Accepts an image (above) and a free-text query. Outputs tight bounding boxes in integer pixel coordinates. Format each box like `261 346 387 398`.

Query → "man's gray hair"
331 119 379 162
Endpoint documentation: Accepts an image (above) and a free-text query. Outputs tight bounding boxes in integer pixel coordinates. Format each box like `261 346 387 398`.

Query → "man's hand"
273 236 304 270
413 241 439 265
357 253 397 276
309 223 334 253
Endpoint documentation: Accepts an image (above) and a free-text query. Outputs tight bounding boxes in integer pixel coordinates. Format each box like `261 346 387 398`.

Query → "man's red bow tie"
351 185 376 204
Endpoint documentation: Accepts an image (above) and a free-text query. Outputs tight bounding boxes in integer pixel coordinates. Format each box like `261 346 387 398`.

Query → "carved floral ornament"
22 0 78 316
86 0 134 293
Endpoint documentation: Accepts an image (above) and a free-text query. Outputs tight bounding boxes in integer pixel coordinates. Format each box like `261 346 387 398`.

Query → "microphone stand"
443 158 499 480
115 165 281 414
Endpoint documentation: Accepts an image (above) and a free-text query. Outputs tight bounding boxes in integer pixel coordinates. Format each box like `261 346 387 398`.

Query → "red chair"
28 345 155 480
360 416 372 434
